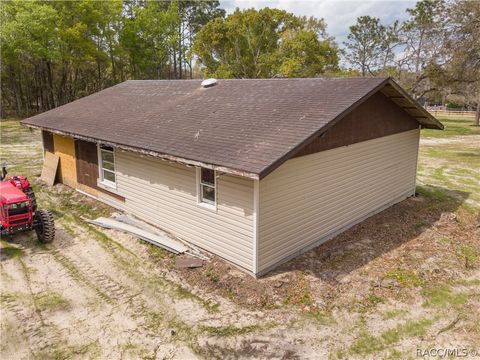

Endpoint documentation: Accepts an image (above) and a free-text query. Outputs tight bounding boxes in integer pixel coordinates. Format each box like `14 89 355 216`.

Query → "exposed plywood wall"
53 134 77 188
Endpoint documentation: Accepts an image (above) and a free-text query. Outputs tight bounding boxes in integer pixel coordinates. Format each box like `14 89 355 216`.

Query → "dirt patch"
178 192 479 311
420 134 480 146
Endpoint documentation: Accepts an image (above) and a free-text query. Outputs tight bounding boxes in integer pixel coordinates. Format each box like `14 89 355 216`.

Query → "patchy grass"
382 309 409 320
34 340 101 360
350 318 435 356
0 120 42 178
381 318 434 345
350 331 385 355
457 278 480 287
418 117 480 207
387 269 422 287
166 318 197 343
205 265 220 283
146 243 175 269
422 285 469 310
199 324 264 337
85 223 138 258
422 117 480 138
458 244 478 269
357 293 386 313
37 178 220 314
34 291 71 312
0 292 26 306
305 309 336 325
143 310 165 332
0 243 25 259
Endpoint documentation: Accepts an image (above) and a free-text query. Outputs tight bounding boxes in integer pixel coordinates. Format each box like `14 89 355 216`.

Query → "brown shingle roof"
21 77 442 179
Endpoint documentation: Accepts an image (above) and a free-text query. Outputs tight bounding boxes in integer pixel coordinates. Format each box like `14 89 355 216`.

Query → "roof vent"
201 78 218 88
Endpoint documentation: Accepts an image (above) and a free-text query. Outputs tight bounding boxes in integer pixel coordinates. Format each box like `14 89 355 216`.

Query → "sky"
220 0 417 45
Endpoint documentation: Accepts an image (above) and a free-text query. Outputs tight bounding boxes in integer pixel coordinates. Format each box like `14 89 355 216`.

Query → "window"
99 145 116 187
198 168 216 207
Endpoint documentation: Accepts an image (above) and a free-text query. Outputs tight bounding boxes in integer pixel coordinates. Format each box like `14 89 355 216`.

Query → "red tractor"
0 164 54 243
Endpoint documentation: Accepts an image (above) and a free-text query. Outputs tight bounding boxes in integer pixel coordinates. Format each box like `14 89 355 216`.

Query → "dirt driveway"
1 120 479 359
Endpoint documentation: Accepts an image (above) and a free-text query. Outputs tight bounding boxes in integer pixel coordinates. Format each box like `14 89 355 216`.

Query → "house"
21 77 443 276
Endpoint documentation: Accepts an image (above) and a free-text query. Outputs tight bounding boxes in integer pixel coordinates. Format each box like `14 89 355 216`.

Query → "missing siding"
42 131 54 153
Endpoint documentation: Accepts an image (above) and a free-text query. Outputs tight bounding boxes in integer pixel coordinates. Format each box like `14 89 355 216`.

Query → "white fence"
426 109 476 119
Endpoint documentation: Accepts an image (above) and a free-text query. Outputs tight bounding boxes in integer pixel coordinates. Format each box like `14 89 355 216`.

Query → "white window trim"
97 144 117 190
196 167 217 211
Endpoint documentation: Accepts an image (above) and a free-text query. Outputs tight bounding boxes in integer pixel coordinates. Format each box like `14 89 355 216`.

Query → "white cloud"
220 0 416 45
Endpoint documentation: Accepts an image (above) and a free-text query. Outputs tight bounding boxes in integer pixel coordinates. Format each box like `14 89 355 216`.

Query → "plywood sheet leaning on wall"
40 152 59 186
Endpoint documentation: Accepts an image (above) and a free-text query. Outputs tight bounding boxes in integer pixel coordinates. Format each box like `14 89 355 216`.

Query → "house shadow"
262 186 473 282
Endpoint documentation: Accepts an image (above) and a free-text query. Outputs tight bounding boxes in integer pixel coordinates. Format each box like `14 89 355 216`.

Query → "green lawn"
418 117 480 209
422 117 480 138
0 119 43 178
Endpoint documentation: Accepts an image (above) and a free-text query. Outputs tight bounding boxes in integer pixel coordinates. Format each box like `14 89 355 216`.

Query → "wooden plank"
40 152 59 186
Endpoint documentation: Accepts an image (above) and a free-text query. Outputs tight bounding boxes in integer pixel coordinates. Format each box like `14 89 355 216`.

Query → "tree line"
1 0 478 123
1 0 225 117
343 0 479 123
0 0 338 118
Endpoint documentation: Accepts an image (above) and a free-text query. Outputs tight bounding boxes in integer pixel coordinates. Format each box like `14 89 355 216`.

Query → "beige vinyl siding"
112 151 254 271
97 191 126 211
257 129 420 274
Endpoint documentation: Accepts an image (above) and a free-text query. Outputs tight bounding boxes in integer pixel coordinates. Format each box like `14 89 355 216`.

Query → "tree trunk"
173 50 177 79
46 60 56 108
40 62 47 110
97 61 102 90
178 22 182 79
475 101 480 126
108 38 117 83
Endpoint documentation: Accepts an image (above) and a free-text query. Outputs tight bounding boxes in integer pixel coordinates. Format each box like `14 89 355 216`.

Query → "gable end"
293 91 419 158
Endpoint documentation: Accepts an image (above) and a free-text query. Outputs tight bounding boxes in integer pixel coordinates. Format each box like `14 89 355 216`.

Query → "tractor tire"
35 209 55 243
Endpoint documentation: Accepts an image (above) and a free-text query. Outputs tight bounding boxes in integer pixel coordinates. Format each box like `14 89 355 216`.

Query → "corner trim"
413 126 421 196
252 179 260 275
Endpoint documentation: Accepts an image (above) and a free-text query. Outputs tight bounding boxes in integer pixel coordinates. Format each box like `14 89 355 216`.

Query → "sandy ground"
1 121 480 359
419 135 479 146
